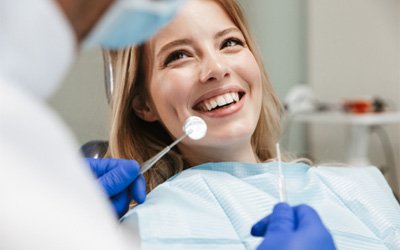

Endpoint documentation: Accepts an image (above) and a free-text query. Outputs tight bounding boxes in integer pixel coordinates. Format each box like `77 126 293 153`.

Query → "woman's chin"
195 134 254 151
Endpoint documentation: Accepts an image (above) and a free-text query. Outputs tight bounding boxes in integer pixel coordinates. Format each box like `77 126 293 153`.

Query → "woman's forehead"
149 0 236 51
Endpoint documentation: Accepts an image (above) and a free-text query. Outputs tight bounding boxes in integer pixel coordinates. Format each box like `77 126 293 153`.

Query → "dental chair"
80 140 108 158
80 51 114 158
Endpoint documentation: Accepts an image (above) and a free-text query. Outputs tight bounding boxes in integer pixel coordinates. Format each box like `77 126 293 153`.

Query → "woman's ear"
132 97 159 122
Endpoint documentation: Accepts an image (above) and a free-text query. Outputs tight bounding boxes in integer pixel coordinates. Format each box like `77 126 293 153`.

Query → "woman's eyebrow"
214 27 241 40
157 39 192 59
156 27 241 59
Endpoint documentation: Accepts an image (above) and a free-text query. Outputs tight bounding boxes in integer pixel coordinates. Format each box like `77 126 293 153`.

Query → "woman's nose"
199 53 229 83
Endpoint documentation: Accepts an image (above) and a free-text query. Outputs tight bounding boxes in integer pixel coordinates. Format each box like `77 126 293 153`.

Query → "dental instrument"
275 143 287 202
140 116 207 174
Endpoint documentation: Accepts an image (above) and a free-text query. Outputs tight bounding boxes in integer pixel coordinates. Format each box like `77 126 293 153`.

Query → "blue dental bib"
121 162 400 249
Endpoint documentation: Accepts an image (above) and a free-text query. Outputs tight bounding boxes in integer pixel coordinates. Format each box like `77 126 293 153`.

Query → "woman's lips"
193 91 245 111
194 92 246 117
195 92 239 111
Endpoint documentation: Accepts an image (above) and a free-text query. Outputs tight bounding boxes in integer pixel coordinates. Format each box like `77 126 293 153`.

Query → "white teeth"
232 92 239 102
211 100 218 109
205 102 212 111
224 93 233 103
199 92 241 111
216 96 226 106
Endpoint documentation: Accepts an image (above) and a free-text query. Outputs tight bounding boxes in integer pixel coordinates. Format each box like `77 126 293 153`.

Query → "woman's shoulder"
312 164 385 181
311 164 396 200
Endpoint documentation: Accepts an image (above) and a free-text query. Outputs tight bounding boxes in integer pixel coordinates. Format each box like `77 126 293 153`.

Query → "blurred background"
48 0 400 194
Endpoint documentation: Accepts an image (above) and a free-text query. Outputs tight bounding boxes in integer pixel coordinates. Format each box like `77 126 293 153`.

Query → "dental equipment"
140 116 207 174
275 143 287 202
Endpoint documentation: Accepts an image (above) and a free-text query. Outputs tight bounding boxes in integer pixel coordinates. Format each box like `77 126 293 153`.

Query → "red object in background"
343 99 373 114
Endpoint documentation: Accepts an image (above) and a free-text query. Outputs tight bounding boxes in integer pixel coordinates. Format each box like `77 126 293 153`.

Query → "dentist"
0 0 334 249
0 0 183 249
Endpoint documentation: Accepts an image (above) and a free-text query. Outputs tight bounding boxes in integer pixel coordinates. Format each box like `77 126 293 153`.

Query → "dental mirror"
183 116 207 140
140 116 207 174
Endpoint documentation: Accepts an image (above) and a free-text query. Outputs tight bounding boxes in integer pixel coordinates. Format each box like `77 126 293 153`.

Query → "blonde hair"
105 0 283 192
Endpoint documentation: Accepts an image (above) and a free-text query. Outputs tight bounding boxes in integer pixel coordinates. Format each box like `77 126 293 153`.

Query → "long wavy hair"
105 0 283 192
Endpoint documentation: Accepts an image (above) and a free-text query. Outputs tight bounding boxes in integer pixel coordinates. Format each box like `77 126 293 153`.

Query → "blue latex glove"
85 158 146 218
251 203 336 250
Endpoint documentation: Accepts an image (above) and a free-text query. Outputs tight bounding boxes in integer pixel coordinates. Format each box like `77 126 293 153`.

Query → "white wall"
48 49 110 146
238 0 308 154
307 0 400 191
238 0 307 98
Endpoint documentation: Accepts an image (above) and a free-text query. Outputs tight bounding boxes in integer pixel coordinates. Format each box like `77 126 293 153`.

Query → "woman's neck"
180 142 259 166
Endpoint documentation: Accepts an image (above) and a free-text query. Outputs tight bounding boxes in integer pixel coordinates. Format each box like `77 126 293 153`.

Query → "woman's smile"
192 87 246 117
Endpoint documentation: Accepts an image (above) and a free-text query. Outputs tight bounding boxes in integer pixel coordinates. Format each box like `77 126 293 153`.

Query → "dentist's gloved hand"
251 203 336 250
85 158 146 218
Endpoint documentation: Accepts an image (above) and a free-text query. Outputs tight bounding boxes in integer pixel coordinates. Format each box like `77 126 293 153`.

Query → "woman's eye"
164 51 188 66
221 38 244 49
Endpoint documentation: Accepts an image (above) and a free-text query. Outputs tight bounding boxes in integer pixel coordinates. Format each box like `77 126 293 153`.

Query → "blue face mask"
83 0 186 49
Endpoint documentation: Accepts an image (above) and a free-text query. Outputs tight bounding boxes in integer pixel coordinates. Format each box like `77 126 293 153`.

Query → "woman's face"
143 0 263 163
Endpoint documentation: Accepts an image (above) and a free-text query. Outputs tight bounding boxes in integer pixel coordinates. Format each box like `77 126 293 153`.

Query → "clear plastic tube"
276 143 287 202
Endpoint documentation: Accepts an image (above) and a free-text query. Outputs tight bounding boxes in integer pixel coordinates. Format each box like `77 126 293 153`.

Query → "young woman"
107 0 281 192
104 0 400 249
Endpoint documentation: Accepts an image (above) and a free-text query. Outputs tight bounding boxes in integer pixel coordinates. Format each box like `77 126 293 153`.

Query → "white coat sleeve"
0 0 138 249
